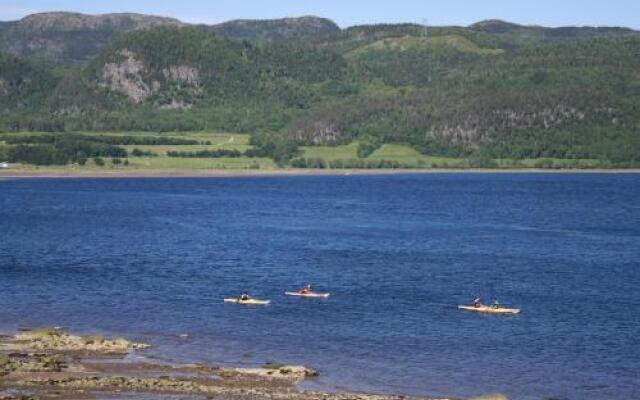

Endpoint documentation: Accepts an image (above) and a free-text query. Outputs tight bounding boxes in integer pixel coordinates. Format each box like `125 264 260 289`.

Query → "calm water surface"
1 174 639 400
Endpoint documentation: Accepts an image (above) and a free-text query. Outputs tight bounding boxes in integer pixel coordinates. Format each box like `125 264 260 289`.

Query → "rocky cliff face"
99 49 202 106
100 50 155 103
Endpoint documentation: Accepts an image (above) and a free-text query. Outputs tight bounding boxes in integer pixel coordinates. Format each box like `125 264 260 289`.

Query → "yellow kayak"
285 291 330 298
224 298 271 305
458 305 520 315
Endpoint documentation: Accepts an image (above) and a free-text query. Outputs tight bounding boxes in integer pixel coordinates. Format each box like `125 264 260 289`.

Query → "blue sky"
1 0 639 29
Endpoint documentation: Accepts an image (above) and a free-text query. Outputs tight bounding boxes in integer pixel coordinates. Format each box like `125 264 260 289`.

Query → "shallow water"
1 174 639 400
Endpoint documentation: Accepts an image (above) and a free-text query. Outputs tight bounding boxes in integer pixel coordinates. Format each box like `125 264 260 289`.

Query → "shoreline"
0 327 458 400
1 167 640 179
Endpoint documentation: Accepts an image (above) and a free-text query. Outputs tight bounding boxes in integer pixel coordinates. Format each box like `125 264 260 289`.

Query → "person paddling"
473 296 483 308
299 284 312 294
239 291 251 301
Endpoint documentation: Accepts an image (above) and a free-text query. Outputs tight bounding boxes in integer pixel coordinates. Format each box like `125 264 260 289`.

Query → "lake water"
1 174 639 400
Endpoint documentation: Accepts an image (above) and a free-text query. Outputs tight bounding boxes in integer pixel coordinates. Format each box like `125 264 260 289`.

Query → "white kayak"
285 291 330 298
458 305 520 315
224 298 271 305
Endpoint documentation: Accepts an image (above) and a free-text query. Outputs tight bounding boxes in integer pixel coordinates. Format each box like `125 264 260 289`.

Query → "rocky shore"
0 327 457 400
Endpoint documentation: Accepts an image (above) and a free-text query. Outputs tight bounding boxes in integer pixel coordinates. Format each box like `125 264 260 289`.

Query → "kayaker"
239 291 250 301
473 296 482 308
491 300 500 309
299 284 312 294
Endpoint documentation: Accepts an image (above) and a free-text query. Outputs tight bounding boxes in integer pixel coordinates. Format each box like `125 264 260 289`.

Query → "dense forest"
0 12 639 166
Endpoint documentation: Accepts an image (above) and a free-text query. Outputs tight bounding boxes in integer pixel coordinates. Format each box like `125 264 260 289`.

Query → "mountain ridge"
469 18 639 40
0 12 340 63
13 11 185 30
2 12 639 63
208 15 340 42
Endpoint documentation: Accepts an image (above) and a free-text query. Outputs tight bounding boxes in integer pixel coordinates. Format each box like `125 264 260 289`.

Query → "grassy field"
368 144 463 167
3 156 275 172
127 156 275 170
120 132 266 168
0 131 607 172
517 158 602 168
0 131 276 171
300 143 465 167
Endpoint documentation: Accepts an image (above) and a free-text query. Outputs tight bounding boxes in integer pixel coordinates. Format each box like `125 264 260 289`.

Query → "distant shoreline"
1 168 640 179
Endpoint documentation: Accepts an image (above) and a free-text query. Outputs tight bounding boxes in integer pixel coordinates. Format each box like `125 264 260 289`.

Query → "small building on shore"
0 162 9 168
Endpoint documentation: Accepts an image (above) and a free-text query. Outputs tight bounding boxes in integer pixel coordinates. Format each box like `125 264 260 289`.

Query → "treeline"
0 133 200 146
167 149 244 158
289 158 411 169
0 116 66 132
4 141 126 165
0 133 135 165
131 148 157 157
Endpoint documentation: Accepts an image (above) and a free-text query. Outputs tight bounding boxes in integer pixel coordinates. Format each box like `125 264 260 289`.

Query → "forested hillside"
1 12 639 166
0 12 184 63
207 16 340 42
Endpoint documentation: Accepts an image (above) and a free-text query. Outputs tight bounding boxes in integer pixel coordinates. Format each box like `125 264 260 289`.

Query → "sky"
1 0 639 29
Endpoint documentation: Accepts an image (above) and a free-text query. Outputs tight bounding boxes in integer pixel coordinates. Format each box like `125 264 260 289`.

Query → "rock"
101 51 154 103
82 335 104 345
18 376 229 395
162 65 201 86
0 353 63 375
2 327 149 353
230 364 318 380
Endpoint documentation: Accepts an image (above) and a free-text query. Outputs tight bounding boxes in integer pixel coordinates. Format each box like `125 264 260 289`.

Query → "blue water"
1 174 639 400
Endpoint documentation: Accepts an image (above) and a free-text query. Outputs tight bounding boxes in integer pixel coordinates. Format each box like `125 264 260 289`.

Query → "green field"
120 132 268 168
2 156 275 172
127 156 275 170
301 143 465 167
0 132 274 171
368 144 463 167
0 130 607 172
